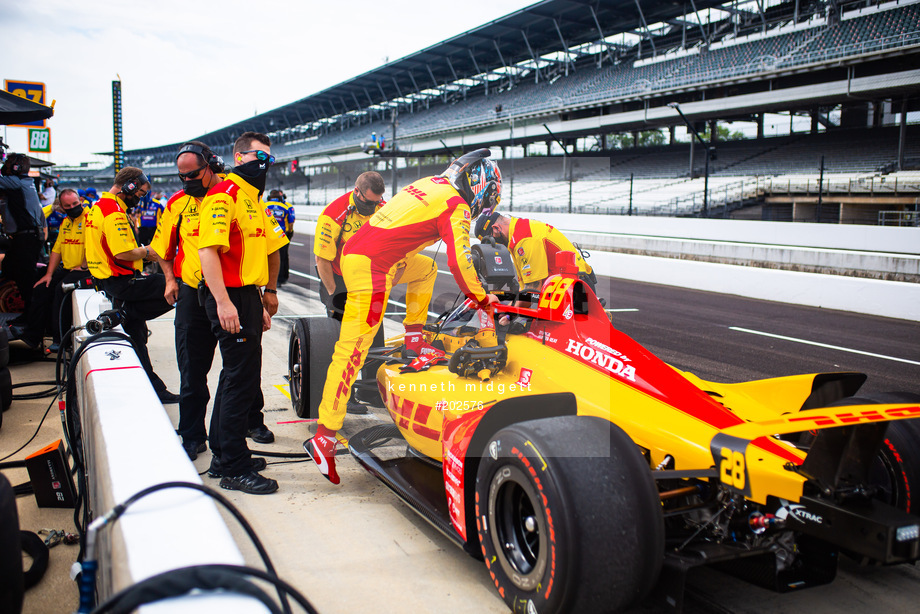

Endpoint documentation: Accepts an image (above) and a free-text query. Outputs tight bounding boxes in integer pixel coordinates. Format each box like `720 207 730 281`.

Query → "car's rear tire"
826 392 920 515
475 416 663 614
288 317 340 419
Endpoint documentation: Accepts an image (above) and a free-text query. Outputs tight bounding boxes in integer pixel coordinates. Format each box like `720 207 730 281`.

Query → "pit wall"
73 290 262 612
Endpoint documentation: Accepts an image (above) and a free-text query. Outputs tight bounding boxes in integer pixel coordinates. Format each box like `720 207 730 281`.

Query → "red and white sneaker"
304 425 340 485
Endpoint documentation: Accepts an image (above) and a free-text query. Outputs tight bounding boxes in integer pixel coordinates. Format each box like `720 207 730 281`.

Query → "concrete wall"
73 290 262 612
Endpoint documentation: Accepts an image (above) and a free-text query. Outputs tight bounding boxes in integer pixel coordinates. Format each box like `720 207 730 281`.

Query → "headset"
177 143 225 174
121 172 149 196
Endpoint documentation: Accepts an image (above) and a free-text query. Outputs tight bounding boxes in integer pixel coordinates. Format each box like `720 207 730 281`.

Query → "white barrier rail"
73 289 263 612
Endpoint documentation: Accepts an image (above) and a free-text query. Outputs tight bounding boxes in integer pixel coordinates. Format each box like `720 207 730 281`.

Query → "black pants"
26 267 90 343
175 284 266 446
205 285 263 478
96 273 174 396
278 243 290 284
6 231 43 310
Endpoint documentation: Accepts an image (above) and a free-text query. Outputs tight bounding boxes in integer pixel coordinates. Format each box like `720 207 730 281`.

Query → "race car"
289 243 920 614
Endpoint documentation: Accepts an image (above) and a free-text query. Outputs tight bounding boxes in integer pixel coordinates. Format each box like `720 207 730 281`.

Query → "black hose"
110 481 295 614
90 564 318 614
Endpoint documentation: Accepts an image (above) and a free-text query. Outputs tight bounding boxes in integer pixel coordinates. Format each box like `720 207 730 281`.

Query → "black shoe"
158 390 180 404
207 456 267 478
247 425 275 444
8 325 40 349
182 440 207 461
219 471 278 494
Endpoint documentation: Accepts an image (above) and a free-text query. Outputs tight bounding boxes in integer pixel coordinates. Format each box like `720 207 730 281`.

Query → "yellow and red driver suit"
506 217 592 288
317 175 491 431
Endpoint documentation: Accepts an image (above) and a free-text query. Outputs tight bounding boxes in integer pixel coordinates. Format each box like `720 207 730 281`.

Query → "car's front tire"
475 416 663 614
288 317 340 419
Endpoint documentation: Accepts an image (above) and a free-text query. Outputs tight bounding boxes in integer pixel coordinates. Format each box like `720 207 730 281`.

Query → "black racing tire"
475 416 664 614
0 325 9 369
0 367 11 414
826 392 920 515
288 317 340 419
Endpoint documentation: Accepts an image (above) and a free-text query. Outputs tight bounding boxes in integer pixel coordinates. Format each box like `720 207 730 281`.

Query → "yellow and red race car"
289 248 920 614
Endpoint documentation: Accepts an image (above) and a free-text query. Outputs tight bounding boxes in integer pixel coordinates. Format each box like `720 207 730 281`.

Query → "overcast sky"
2 0 537 166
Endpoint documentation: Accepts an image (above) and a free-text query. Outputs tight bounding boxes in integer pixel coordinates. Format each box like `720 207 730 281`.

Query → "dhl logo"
404 186 427 202
787 405 920 427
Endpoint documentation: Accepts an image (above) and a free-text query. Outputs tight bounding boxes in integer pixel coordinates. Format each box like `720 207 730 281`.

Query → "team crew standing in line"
84 167 178 403
198 131 288 495
306 149 502 484
153 141 276 462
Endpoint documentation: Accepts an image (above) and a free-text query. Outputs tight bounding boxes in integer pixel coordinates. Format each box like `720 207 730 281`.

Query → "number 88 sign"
29 128 51 154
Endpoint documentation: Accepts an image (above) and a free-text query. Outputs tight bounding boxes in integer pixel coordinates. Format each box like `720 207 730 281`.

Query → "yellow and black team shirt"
85 192 142 280
151 189 207 288
313 190 385 275
507 218 592 287
52 209 88 271
343 176 488 305
197 174 289 288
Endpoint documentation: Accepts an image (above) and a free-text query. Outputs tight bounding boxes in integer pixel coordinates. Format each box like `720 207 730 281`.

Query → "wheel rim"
290 335 302 405
489 466 547 590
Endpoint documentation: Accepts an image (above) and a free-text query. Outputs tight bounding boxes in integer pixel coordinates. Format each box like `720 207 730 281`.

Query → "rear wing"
709 402 920 504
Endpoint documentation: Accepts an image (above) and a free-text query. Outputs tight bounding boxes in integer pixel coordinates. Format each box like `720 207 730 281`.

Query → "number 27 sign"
4 79 47 128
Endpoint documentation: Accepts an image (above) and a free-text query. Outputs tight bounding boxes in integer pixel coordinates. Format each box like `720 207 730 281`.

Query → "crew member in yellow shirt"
84 167 178 402
474 211 595 293
198 131 288 495
153 141 276 462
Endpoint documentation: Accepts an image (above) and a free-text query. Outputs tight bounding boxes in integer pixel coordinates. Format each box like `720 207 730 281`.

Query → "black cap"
474 209 501 240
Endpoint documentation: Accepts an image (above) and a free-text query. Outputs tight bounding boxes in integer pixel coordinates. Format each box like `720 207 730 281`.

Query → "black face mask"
353 192 378 216
65 205 84 220
234 159 269 195
183 178 209 198
121 193 141 210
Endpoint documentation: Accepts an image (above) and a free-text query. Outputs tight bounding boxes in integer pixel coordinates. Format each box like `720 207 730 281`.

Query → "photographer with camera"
0 153 46 320
10 188 92 350
84 167 179 403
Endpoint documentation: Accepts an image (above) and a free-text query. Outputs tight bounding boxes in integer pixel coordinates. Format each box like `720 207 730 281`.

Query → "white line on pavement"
729 327 920 366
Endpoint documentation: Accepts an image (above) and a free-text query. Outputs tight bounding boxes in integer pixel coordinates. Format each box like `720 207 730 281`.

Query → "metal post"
509 118 514 212
391 108 398 197
816 154 824 223
628 172 634 216
703 147 710 217
668 102 710 217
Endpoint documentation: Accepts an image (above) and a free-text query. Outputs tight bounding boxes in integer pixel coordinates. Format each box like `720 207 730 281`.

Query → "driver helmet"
441 148 502 219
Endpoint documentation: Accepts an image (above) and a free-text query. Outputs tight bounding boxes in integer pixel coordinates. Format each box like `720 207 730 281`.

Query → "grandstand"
57 0 920 224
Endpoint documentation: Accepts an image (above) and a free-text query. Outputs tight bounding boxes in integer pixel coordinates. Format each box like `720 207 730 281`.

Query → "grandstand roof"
129 0 725 158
